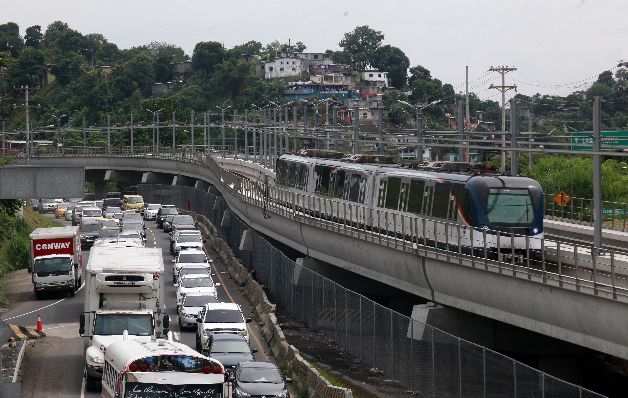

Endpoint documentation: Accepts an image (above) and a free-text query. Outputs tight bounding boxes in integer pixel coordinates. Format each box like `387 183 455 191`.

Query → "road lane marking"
2 298 66 321
80 375 86 398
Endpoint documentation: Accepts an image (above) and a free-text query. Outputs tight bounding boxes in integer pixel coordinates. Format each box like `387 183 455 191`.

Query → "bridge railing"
546 194 628 232
232 175 627 303
29 146 628 302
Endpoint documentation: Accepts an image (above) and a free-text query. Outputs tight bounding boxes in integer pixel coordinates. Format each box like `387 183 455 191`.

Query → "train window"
287 162 297 187
385 177 402 210
348 173 361 202
297 164 309 190
276 159 287 185
377 179 388 207
431 183 451 219
331 169 345 198
315 165 331 195
407 179 425 214
358 175 367 204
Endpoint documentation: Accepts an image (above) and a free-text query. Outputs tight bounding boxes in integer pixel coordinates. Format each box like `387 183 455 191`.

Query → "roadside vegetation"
0 191 62 303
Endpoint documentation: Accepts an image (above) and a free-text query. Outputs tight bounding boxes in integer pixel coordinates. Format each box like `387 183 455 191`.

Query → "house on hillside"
171 61 192 82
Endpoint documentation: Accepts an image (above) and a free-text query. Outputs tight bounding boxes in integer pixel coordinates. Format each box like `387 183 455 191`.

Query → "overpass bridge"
10 146 628 362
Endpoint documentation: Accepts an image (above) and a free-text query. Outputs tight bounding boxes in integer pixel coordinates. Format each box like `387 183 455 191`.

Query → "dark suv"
156 205 178 229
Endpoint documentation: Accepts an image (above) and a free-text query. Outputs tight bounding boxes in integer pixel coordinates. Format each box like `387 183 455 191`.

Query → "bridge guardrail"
546 194 628 232
27 146 628 302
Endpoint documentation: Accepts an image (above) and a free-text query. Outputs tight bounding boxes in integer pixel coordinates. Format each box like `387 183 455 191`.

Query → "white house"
263 57 306 79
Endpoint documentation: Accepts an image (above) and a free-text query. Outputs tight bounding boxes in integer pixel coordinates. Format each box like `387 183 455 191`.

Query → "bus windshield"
485 188 535 225
94 314 153 336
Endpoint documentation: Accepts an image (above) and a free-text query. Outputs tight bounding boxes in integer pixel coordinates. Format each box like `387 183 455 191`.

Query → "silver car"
177 293 217 329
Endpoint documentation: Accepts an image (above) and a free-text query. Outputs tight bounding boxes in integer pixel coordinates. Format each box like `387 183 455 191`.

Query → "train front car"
465 176 544 259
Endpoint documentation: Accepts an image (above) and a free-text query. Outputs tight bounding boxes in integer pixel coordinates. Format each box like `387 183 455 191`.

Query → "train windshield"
485 188 534 225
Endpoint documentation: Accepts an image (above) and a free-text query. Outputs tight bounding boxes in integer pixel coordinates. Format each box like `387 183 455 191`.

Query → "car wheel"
34 291 43 300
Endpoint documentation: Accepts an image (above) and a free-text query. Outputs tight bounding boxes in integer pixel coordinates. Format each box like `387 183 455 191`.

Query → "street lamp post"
398 99 441 162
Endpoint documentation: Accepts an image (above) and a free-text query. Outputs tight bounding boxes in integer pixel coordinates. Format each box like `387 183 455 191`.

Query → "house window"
269 67 274 71
369 73 373 78
280 67 284 72
314 54 319 59
281 61 284 65
292 68 296 72
378 73 381 78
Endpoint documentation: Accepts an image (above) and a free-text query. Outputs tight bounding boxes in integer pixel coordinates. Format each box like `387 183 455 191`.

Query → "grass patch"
309 362 347 389
22 207 63 228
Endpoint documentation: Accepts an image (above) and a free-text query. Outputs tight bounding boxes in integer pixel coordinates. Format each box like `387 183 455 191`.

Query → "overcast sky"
2 0 626 101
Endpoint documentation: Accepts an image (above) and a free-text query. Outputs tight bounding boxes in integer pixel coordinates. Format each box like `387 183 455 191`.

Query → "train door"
422 182 435 217
398 179 412 236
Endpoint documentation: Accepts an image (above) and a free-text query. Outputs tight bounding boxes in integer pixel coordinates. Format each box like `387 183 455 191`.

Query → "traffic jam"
30 193 292 398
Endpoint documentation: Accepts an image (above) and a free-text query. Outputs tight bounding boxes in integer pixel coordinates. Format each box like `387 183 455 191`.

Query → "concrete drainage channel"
193 212 353 398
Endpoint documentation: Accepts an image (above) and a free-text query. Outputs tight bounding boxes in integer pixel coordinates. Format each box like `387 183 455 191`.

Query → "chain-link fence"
139 183 606 398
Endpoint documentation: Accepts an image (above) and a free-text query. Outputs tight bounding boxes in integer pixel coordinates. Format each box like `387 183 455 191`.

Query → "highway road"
5 213 279 397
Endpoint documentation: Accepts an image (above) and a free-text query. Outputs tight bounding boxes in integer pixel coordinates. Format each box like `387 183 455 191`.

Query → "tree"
147 42 188 63
0 22 24 56
226 41 263 61
371 45 409 88
191 41 224 75
408 65 443 104
25 25 43 48
338 25 384 70
8 47 46 86
52 51 86 85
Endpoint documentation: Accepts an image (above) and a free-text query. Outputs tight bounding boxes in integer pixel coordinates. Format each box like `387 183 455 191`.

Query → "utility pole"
509 98 518 176
592 96 603 254
489 65 517 173
465 66 470 125
20 85 39 165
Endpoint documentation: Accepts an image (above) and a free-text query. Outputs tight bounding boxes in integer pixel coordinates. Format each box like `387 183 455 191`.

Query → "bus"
102 336 226 398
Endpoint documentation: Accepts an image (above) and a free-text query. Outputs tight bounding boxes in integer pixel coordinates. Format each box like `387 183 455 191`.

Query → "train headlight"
532 227 538 234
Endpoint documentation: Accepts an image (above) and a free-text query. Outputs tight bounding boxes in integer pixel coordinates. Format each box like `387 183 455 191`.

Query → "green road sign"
570 130 628 151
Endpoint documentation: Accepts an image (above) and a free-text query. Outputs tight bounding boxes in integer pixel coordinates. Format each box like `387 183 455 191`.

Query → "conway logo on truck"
35 242 71 251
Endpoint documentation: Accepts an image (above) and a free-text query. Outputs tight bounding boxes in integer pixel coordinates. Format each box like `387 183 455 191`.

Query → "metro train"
274 150 545 259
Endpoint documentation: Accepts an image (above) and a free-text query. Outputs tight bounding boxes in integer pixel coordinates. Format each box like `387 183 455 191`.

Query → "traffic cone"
36 313 43 332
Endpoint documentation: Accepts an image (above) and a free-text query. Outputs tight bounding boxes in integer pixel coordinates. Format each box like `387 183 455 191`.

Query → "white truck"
79 246 170 391
29 226 82 299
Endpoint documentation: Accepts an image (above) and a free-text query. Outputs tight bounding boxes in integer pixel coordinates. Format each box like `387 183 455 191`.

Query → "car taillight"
129 363 138 372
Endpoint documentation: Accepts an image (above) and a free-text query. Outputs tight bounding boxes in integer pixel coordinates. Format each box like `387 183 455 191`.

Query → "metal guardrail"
546 195 628 232
27 146 628 302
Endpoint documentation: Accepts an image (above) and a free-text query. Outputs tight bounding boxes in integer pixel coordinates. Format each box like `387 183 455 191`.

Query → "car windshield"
178 253 206 263
97 219 118 228
99 229 120 238
173 215 194 224
124 214 143 220
486 188 535 225
83 209 101 217
179 268 209 279
212 340 250 354
184 295 216 307
181 277 213 288
124 222 143 230
147 204 161 210
34 257 71 273
105 206 120 212
93 313 153 336
126 197 143 204
204 309 242 323
178 235 202 243
160 208 178 215
120 232 142 239
112 213 123 219
80 223 102 233
238 366 283 383
103 199 122 206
